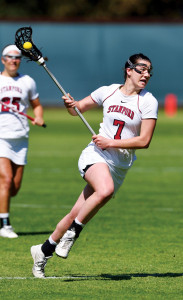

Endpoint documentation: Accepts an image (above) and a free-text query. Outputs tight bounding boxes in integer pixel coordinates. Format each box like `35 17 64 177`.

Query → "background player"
31 53 158 278
0 44 45 238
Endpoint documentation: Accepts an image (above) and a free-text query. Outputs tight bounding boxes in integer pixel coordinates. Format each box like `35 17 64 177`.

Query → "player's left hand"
32 116 45 127
92 135 111 149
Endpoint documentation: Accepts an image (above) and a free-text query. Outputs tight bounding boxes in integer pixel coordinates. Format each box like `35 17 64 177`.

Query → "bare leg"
11 162 24 197
51 184 94 242
0 158 13 213
0 158 24 238
51 163 114 242
0 157 24 213
76 163 114 224
31 163 115 274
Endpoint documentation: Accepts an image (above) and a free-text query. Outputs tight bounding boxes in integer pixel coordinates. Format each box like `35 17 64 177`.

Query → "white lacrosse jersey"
0 73 39 138
90 84 158 169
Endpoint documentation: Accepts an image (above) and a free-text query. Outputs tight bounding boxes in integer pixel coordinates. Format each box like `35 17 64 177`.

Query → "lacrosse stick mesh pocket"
15 27 43 61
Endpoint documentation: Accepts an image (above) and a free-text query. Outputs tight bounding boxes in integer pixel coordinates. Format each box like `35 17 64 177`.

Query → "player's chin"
10 65 19 70
139 81 147 89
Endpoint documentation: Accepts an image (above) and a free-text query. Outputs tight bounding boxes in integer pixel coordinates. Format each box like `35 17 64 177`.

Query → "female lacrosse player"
0 44 45 238
31 53 158 278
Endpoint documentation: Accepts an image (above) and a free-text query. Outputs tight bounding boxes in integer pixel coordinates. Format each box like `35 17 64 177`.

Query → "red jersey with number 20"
90 84 158 169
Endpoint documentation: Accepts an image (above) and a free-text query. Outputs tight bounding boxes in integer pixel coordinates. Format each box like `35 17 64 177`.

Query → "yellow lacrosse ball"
23 42 32 50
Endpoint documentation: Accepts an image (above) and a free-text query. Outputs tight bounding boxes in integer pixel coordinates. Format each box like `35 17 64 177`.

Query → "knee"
96 184 114 206
100 187 114 199
0 173 13 192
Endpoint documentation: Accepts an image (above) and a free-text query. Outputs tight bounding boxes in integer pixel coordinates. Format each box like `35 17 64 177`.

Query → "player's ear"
126 67 132 77
1 56 6 65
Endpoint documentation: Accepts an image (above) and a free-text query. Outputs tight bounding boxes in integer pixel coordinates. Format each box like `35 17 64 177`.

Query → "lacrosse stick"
15 26 96 135
0 100 46 128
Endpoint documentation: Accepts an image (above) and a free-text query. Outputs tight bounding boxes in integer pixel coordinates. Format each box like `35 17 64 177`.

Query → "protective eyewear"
128 60 153 76
133 63 153 76
4 55 22 60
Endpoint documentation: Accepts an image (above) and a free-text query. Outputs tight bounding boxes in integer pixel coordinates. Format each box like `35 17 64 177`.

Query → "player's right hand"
62 93 76 108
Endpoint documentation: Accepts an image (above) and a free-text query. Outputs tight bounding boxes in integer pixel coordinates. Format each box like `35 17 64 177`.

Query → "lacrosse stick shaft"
14 26 94 134
0 101 46 128
42 63 96 135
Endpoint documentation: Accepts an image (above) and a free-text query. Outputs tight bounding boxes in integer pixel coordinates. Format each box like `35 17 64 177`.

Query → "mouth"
10 63 18 67
140 79 147 84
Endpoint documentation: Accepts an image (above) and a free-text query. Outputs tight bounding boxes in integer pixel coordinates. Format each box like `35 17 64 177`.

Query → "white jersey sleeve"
138 89 158 119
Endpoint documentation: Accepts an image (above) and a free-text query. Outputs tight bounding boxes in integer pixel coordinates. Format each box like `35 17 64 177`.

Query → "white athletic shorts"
78 142 129 194
0 137 28 165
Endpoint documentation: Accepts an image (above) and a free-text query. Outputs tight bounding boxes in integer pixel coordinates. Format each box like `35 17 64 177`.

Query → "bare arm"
62 94 98 116
30 98 45 127
92 119 157 150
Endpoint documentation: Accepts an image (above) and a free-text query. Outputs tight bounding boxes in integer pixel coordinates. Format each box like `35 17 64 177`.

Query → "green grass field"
0 108 183 300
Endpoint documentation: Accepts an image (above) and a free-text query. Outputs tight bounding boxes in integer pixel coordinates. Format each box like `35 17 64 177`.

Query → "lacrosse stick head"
15 27 44 63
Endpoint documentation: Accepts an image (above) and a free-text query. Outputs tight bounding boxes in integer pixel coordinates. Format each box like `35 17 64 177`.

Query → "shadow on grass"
102 273 183 280
16 231 52 236
63 272 183 282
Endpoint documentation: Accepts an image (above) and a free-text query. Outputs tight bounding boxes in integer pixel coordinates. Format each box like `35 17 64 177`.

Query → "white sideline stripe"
156 208 174 212
12 203 71 209
11 204 178 213
0 276 91 280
